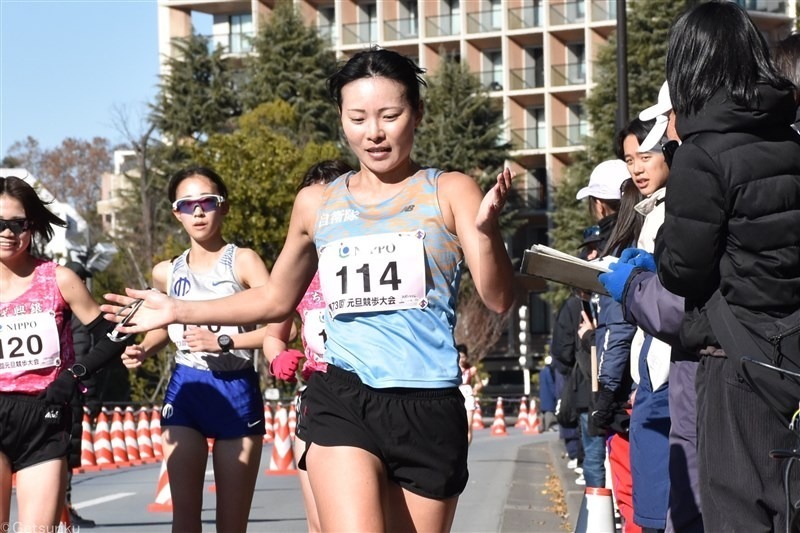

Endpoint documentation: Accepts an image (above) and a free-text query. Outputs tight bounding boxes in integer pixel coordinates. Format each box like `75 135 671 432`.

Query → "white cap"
576 159 630 201
639 81 672 121
637 82 673 153
638 114 669 153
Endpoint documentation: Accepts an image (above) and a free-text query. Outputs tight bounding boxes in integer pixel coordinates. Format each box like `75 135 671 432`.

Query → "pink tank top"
296 272 327 378
0 260 74 394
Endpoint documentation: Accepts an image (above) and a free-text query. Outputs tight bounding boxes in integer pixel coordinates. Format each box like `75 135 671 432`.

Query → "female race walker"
0 176 129 529
104 48 515 532
263 159 353 533
456 344 483 444
121 166 289 533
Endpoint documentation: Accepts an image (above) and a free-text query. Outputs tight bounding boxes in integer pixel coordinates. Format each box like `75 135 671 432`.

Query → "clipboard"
520 244 615 296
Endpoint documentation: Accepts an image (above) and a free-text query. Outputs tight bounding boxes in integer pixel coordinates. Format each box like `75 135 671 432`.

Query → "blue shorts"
161 364 265 439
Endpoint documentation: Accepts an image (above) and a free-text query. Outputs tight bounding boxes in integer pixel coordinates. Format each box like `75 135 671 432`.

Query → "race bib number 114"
318 231 428 318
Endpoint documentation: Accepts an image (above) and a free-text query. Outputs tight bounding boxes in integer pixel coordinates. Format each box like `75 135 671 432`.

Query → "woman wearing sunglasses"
0 176 130 530
121 166 290 532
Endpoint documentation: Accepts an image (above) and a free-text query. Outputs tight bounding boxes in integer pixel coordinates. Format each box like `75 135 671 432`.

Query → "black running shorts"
0 392 71 472
298 365 469 500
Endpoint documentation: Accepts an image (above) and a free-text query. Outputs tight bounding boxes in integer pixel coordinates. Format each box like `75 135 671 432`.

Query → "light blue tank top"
314 168 463 388
167 244 255 371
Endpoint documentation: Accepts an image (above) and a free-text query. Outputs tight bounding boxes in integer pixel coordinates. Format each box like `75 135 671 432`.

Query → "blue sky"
0 0 212 159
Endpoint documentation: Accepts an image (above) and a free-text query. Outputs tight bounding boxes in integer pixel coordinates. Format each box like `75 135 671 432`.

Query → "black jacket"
657 84 800 349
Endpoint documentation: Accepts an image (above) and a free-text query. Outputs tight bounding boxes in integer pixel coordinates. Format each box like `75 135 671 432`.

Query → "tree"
414 54 512 185
545 1 690 307
243 0 340 144
151 31 242 143
5 136 112 220
191 101 342 265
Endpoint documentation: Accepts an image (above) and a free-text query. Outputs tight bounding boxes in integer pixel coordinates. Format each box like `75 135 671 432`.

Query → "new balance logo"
402 204 415 212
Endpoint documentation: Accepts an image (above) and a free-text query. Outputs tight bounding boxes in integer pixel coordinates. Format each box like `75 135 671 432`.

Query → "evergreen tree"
545 1 690 307
191 102 341 264
151 32 241 143
414 54 512 184
243 1 340 144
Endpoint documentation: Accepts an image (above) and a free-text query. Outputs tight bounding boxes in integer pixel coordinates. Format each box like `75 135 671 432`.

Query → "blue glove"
618 247 656 272
598 261 636 303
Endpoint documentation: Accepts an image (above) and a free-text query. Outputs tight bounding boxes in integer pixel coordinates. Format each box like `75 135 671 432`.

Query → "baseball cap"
638 81 672 153
576 159 630 201
639 81 672 121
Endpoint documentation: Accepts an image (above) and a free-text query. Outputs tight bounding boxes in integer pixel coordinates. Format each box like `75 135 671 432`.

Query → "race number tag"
301 308 327 356
167 324 239 353
318 230 428 318
0 311 61 373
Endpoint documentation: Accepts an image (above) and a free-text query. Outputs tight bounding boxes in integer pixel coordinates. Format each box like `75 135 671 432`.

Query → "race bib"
302 308 327 356
0 311 61 373
167 324 239 353
318 231 428 318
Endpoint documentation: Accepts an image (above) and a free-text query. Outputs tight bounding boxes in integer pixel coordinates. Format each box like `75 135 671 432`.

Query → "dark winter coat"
656 84 800 350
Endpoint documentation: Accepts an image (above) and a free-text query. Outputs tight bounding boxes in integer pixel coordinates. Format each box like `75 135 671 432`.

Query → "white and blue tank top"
167 244 255 371
314 167 464 388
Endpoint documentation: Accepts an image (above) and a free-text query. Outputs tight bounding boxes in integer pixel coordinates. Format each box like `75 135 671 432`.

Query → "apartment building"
155 0 796 358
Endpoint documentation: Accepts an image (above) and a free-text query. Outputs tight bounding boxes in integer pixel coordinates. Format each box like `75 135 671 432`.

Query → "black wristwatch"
68 363 88 380
217 334 234 353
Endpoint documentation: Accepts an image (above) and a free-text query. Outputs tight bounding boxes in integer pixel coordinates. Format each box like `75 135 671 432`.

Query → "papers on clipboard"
520 244 616 296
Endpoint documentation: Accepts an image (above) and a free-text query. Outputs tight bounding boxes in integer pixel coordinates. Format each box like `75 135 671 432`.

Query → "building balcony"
552 124 588 148
479 70 504 91
511 127 546 150
590 0 617 21
550 1 586 25
342 21 377 45
508 5 544 30
205 31 254 55
551 62 586 87
426 14 460 38
466 8 502 34
734 0 788 15
517 184 548 212
384 16 419 41
509 67 545 90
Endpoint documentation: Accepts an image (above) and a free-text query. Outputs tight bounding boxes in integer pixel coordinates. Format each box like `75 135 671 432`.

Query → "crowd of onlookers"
541 3 800 531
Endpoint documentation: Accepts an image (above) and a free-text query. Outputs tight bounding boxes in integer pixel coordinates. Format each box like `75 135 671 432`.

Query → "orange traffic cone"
150 406 163 459
136 407 156 463
265 405 297 475
574 487 616 532
76 406 99 473
515 396 531 430
490 397 508 436
147 460 173 512
59 499 72 529
472 400 485 430
111 407 130 466
263 403 274 443
92 407 116 468
124 406 142 465
525 398 542 435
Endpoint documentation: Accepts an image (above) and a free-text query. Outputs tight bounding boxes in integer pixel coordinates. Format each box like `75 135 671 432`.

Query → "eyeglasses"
171 195 225 215
661 140 680 168
583 225 601 240
0 218 32 236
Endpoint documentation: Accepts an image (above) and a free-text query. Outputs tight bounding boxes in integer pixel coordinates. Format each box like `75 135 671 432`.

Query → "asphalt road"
9 428 571 532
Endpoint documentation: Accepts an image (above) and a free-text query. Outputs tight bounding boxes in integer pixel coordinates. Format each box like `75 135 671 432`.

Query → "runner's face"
340 76 421 177
172 175 227 241
0 195 31 261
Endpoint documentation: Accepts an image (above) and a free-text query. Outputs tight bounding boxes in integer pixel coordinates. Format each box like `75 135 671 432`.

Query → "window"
566 43 586 84
400 0 418 36
229 14 253 54
485 50 503 90
445 0 461 34
318 6 337 43
490 0 502 30
361 3 378 43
